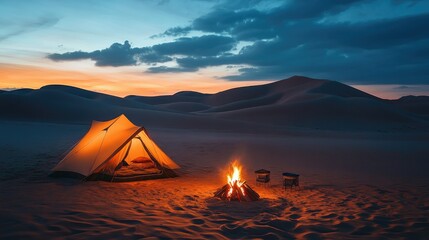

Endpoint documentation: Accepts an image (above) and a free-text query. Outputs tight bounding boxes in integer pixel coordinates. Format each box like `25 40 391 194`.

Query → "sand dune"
0 86 263 131
308 79 377 99
390 96 429 119
217 95 427 131
205 76 376 108
157 102 212 113
121 76 377 110
3 76 427 132
126 91 209 105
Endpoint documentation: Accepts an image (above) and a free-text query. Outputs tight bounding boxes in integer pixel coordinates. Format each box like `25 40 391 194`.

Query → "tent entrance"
112 136 163 180
86 132 178 182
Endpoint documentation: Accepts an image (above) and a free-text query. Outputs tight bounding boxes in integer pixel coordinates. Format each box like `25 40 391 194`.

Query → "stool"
255 169 270 186
282 172 299 189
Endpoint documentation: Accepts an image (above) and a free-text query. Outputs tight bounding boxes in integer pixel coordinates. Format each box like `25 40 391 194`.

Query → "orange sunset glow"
0 64 267 96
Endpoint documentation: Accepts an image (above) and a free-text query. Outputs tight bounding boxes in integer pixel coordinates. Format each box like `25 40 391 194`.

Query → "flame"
227 161 245 198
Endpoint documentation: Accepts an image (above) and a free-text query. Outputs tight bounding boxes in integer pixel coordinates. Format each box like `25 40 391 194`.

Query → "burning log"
214 181 260 201
214 161 260 201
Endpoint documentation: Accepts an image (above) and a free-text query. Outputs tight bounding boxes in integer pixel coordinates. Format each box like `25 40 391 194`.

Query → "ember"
214 161 260 201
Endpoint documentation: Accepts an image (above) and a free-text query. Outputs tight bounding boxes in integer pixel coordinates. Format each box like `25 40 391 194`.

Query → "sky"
1 0 429 98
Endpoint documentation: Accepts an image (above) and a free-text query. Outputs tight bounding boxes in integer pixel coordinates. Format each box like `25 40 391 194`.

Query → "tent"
51 114 179 181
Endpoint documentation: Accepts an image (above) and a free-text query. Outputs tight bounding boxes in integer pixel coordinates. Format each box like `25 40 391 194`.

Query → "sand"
2 175 428 239
1 77 429 239
1 120 428 239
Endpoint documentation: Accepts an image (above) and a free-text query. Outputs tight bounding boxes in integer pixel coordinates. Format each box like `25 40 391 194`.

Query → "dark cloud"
310 13 429 49
47 0 429 84
168 3 429 83
168 11 429 69
48 35 235 67
48 41 143 66
269 0 365 20
159 7 272 40
192 9 262 34
176 55 236 69
138 48 173 64
146 66 197 73
49 40 173 66
154 26 192 38
48 51 91 61
161 0 362 39
161 0 365 41
153 35 236 56
213 0 270 10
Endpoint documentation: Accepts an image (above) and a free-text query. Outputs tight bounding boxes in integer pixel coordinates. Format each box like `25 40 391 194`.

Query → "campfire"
214 161 260 201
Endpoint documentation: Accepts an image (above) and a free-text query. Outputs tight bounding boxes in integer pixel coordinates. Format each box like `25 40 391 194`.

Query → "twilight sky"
1 0 429 98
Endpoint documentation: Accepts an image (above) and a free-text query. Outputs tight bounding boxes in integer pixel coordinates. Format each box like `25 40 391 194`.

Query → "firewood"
214 182 259 201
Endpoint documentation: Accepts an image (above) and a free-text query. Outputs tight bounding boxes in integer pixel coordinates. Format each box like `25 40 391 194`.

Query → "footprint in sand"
387 225 406 233
289 206 300 212
191 218 205 225
184 195 196 201
302 232 324 240
220 223 246 235
351 225 375 236
372 215 392 228
267 219 297 231
289 213 301 220
172 206 184 211
334 222 355 233
321 213 337 219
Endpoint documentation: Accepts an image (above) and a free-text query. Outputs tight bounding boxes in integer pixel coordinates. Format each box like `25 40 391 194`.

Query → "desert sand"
1 77 429 239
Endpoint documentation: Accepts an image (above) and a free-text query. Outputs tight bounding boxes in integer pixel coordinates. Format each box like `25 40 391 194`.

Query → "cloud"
175 37 429 83
48 51 91 61
48 35 236 67
316 13 429 49
48 40 172 66
146 66 197 73
139 50 173 64
153 26 192 38
0 15 60 41
168 2 429 83
153 35 236 56
269 0 365 20
46 0 429 84
161 0 365 40
49 41 141 66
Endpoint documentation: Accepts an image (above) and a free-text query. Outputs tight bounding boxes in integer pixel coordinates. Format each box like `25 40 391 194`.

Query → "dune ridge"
1 76 428 132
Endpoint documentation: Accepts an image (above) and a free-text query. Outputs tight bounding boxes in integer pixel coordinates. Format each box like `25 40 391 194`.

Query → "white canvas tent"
51 114 179 181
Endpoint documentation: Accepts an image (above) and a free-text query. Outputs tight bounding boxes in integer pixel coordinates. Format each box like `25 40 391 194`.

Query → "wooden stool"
282 172 299 189
255 169 270 186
